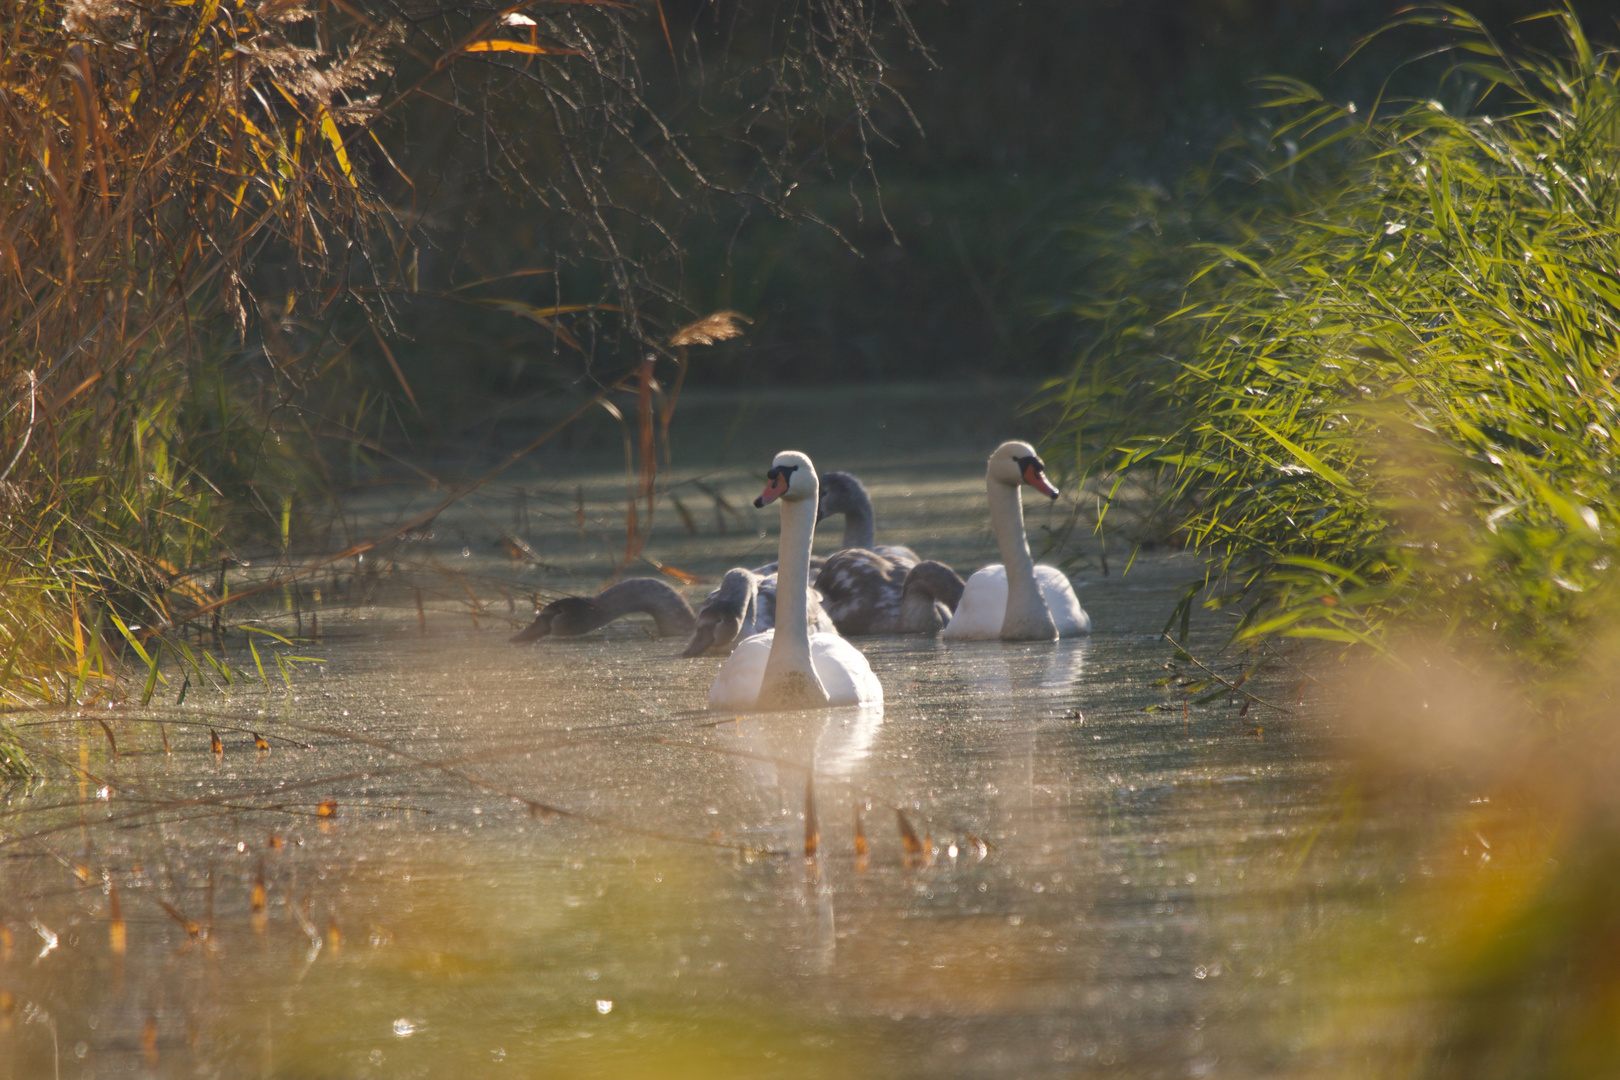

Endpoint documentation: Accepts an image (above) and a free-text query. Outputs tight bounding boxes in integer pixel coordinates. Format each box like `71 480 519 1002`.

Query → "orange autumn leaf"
462 40 581 57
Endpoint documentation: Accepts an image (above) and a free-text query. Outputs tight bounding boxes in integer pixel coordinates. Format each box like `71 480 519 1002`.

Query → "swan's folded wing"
941 565 1010 640
873 544 920 569
809 633 883 705
1035 565 1091 635
708 630 773 709
815 549 906 635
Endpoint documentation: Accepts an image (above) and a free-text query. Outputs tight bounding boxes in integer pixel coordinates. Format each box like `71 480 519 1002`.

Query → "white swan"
941 441 1092 641
694 469 914 648
709 452 883 710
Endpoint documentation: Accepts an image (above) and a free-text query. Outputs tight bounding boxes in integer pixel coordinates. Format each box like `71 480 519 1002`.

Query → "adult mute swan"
510 578 695 641
708 452 883 710
940 441 1091 641
687 470 905 653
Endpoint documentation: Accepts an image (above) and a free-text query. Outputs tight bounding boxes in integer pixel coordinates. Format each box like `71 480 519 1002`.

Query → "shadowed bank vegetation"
1051 6 1620 677
0 0 382 743
543 0 1612 390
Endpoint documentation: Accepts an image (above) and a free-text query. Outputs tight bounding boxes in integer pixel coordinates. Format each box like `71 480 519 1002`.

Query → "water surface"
0 386 1450 1078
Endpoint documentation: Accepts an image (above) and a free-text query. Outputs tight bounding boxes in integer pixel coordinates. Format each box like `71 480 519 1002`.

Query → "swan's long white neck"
988 476 1057 640
773 495 815 664
760 477 830 707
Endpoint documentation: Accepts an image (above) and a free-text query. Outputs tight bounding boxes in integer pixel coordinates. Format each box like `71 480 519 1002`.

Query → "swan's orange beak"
755 471 790 507
1023 460 1060 500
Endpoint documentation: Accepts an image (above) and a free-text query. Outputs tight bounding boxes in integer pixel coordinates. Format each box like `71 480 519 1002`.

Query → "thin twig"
1162 632 1294 715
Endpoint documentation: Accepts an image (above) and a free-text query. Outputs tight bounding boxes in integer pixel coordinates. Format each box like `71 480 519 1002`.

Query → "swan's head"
989 440 1060 500
510 596 601 641
682 568 755 655
816 470 865 523
509 609 555 642
754 450 817 507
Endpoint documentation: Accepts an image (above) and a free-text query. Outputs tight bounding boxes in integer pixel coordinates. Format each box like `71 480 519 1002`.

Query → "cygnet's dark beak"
681 623 715 657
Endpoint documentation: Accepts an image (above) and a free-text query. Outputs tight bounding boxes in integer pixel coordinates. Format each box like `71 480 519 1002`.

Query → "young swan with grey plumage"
816 471 920 565
707 452 882 710
814 546 968 636
812 470 968 635
680 566 836 657
683 471 890 655
940 441 1091 641
510 578 695 642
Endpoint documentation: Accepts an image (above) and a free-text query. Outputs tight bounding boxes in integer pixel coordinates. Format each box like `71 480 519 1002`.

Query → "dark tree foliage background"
365 0 1619 428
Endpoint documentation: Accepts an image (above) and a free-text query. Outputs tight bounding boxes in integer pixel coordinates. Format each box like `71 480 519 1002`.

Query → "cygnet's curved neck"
760 482 829 707
838 487 876 551
903 560 965 611
594 579 695 637
987 477 1056 640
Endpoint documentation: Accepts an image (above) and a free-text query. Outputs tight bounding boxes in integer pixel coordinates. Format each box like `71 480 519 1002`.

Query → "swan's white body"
941 564 1090 640
709 452 882 710
941 441 1092 641
708 628 884 709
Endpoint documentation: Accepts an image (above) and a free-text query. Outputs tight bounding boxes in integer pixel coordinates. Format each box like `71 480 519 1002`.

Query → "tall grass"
0 0 398 728
1047 6 1620 677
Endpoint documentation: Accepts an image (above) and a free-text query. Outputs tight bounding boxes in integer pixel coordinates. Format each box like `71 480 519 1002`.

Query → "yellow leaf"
317 102 355 186
71 597 84 666
186 0 220 56
484 300 597 318
462 40 581 56
640 555 705 584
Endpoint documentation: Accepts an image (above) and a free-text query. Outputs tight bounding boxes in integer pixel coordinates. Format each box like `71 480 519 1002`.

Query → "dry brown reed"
0 0 401 722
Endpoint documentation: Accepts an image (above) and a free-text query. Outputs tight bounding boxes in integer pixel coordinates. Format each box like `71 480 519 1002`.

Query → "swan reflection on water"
715 701 883 974
930 636 1089 712
773 702 882 972
722 701 885 789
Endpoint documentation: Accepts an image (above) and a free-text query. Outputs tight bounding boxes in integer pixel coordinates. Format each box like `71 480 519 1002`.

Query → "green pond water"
0 384 1465 1078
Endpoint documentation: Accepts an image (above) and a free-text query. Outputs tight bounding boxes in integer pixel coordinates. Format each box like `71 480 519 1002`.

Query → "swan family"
513 440 1090 711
